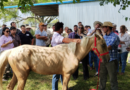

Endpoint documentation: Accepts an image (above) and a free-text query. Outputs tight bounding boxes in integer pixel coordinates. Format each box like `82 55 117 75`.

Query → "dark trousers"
3 63 11 79
99 60 118 90
72 54 89 79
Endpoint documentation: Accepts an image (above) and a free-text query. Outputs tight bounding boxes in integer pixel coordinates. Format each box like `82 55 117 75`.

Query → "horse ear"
95 30 100 35
95 34 102 40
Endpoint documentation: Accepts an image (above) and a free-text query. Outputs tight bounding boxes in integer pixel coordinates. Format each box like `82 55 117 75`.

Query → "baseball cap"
39 22 45 26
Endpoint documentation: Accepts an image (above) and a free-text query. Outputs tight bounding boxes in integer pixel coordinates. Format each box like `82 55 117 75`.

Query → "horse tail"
0 50 11 90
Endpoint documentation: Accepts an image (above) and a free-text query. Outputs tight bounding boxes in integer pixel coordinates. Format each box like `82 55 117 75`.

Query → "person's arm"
62 38 81 43
101 28 106 36
120 35 130 46
35 34 48 40
87 29 96 36
107 36 120 50
1 41 13 47
29 32 34 45
31 38 34 45
17 35 21 46
120 41 125 44
108 45 112 50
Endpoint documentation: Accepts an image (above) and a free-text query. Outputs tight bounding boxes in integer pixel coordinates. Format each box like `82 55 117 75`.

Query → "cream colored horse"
0 34 110 90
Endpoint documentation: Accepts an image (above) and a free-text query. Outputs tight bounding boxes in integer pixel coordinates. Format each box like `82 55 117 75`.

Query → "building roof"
4 0 95 16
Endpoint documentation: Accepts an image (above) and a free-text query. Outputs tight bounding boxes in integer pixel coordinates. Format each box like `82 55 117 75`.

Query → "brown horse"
0 34 110 90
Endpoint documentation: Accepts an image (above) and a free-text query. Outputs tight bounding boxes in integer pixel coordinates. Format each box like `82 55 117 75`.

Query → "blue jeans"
89 52 93 67
117 52 128 73
52 74 63 90
89 51 99 72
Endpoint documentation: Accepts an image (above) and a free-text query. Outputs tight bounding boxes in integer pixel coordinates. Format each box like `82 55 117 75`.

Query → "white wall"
59 1 130 31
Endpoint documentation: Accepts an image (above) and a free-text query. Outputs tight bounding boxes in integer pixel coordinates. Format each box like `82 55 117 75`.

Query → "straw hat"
102 22 113 27
93 21 103 27
26 26 31 29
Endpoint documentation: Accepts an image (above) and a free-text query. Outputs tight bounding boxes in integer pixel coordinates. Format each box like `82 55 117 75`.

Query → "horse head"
91 34 110 62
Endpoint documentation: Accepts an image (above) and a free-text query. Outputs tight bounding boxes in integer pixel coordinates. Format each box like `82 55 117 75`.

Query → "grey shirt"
35 29 47 46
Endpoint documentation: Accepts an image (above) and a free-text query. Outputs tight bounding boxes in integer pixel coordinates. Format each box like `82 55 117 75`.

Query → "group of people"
50 21 130 90
0 20 130 90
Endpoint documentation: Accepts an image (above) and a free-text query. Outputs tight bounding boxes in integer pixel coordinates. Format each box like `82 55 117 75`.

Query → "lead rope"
90 37 109 90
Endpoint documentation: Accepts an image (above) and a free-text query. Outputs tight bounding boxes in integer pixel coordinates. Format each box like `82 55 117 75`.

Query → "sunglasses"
79 27 83 29
6 31 10 33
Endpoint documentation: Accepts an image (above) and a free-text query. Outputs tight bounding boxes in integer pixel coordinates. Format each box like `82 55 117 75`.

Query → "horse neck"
75 37 93 62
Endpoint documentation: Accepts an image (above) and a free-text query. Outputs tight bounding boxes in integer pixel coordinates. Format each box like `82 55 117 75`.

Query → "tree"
0 0 80 12
0 0 59 25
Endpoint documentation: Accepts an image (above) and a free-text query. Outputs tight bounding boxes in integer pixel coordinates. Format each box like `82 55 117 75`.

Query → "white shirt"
51 32 64 47
87 29 95 35
118 33 130 52
61 31 68 38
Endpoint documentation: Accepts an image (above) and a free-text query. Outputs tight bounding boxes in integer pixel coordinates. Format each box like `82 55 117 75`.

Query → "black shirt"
18 31 33 45
16 29 21 35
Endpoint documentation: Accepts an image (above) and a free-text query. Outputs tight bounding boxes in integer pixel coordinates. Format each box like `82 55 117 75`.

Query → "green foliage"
0 0 81 12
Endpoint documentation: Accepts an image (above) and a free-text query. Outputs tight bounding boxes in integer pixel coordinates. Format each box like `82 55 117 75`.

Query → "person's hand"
95 25 99 30
7 40 13 44
126 47 130 51
42 37 48 41
74 39 81 44
120 41 125 44
45 37 48 40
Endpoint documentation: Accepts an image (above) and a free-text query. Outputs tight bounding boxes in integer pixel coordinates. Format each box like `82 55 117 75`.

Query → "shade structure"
4 0 93 16
31 5 58 16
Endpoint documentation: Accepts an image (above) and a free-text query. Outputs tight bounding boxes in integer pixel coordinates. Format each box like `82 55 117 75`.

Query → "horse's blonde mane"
56 34 96 55
80 35 95 48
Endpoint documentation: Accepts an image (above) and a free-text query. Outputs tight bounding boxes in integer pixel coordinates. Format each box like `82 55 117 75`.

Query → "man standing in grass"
35 23 48 46
18 25 34 45
100 21 119 90
51 22 81 90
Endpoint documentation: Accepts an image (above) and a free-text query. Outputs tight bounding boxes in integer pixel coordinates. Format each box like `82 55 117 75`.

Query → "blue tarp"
4 0 96 9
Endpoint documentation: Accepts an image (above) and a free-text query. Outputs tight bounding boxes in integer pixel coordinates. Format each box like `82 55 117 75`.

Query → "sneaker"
2 79 8 81
94 72 98 76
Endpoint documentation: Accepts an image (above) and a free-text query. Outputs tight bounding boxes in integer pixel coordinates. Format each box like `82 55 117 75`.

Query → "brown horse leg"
16 71 29 90
6 73 17 90
62 74 71 90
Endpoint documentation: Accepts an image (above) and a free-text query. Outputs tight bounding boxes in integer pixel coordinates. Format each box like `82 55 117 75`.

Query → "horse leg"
16 70 29 90
62 74 71 90
7 73 17 90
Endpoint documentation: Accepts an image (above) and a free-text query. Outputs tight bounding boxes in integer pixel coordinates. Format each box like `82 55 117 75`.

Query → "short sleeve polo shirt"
18 31 33 45
35 29 47 46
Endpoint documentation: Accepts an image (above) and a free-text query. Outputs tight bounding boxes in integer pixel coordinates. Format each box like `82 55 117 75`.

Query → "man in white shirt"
51 22 81 90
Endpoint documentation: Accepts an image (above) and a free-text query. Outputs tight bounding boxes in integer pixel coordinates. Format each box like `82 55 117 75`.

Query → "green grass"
3 63 130 90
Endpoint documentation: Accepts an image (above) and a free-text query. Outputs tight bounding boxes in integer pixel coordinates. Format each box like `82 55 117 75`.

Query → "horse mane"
59 35 95 55
58 42 77 55
80 35 94 49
